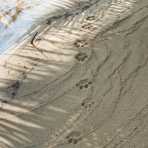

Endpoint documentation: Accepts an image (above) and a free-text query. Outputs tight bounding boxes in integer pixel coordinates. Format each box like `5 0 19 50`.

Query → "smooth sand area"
0 0 148 148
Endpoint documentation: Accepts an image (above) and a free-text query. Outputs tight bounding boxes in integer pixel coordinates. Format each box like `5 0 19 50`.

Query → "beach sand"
0 0 148 148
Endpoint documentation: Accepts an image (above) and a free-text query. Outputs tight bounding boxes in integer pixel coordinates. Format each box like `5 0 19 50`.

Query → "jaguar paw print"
81 98 95 111
65 131 82 145
76 79 92 90
75 52 88 62
7 80 20 98
74 39 88 48
81 23 97 32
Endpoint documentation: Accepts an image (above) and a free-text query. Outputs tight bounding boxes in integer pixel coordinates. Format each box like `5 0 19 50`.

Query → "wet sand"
0 0 148 148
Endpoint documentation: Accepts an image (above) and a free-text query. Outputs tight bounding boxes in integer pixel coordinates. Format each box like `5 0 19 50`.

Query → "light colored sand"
0 0 148 148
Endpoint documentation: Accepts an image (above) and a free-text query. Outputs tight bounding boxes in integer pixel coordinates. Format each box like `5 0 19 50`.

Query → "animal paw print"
74 39 88 48
65 131 82 145
81 23 97 32
81 98 95 111
7 80 20 98
75 52 88 62
76 79 92 90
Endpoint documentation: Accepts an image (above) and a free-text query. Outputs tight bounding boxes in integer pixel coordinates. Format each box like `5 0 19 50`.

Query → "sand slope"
0 0 148 148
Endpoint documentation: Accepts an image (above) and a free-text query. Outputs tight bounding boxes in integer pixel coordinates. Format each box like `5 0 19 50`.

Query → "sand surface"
0 0 148 148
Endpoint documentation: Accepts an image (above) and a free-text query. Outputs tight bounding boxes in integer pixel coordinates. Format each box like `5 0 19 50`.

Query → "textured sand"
0 0 148 148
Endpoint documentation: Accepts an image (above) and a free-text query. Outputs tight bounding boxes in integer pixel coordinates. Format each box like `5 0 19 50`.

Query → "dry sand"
0 0 148 148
